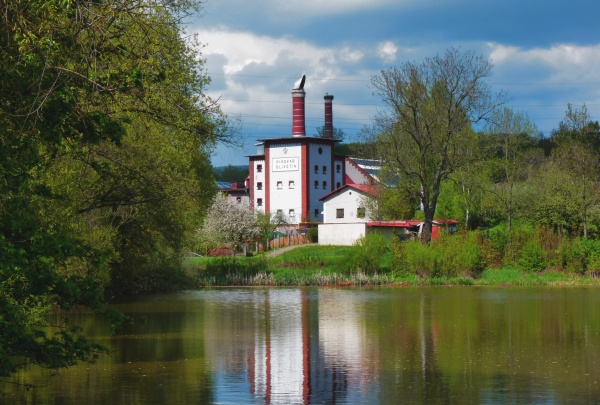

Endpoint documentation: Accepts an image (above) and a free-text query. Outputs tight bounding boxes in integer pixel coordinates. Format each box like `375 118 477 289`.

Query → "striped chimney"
292 75 306 137
324 94 334 139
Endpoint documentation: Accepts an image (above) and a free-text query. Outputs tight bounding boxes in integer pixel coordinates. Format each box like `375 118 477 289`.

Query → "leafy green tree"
256 211 289 249
0 0 230 377
371 48 505 242
483 107 539 240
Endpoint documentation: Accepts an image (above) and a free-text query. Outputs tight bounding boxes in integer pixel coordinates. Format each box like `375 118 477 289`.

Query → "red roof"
367 220 422 228
318 183 380 201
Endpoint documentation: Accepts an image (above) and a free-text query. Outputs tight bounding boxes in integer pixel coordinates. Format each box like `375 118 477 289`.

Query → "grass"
185 244 600 287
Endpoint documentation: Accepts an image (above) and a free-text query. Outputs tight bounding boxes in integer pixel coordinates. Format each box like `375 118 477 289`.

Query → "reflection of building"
244 289 375 404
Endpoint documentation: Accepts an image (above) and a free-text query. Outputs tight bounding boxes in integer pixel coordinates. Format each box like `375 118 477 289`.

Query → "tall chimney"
324 94 334 139
292 88 306 137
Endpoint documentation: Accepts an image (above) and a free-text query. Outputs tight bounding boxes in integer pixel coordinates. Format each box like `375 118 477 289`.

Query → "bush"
517 240 546 272
307 227 318 243
352 232 390 274
393 232 483 278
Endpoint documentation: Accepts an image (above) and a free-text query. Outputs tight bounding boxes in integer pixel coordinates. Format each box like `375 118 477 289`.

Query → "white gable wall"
322 188 372 223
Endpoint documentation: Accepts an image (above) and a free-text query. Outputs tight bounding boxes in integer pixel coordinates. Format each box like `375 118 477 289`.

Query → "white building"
246 76 377 224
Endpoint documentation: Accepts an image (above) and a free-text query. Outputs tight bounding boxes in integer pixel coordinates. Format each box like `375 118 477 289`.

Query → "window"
257 198 263 207
277 181 283 189
314 208 319 217
257 182 263 190
357 207 366 219
336 208 345 218
336 182 341 189
322 181 327 189
277 209 283 214
257 164 263 173
289 209 295 217
336 164 341 173
314 180 319 189
314 165 319 174
236 197 242 203
323 166 327 174
289 180 295 189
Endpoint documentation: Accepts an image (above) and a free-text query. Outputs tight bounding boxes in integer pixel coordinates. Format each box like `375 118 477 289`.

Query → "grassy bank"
184 244 600 287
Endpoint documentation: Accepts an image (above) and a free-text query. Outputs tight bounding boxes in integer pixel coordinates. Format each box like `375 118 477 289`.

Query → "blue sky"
188 0 600 166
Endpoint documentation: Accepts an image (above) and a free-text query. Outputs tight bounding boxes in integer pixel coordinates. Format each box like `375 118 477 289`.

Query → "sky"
187 0 600 167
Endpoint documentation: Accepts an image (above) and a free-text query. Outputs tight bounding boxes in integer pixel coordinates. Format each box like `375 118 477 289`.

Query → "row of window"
256 181 341 190
256 164 342 174
254 201 322 218
336 208 366 219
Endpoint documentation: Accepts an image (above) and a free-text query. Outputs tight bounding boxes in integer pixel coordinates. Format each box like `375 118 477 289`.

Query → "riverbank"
185 245 600 287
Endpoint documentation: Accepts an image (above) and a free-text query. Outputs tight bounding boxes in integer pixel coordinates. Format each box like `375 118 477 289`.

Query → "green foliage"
393 232 483 278
0 0 228 378
307 227 318 243
352 232 390 274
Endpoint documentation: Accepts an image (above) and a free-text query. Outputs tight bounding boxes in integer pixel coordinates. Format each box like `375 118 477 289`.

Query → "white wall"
322 188 371 223
268 143 302 222
307 142 333 222
345 158 370 185
318 223 367 246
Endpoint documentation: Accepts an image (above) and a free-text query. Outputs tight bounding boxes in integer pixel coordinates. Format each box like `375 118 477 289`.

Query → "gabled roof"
318 183 380 201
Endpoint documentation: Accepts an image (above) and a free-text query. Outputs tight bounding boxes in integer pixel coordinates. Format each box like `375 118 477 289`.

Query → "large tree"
371 48 505 242
484 107 539 237
0 0 231 378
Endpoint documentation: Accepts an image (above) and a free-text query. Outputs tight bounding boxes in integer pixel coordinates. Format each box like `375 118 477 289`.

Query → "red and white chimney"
292 75 306 137
324 94 334 139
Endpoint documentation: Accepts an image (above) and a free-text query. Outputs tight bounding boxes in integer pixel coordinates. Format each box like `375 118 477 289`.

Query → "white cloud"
377 41 398 62
488 43 600 83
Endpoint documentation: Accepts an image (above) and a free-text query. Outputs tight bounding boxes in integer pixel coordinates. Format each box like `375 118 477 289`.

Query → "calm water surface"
5 287 600 404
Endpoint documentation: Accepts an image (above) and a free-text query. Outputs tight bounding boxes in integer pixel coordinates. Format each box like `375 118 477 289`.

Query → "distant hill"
214 165 249 182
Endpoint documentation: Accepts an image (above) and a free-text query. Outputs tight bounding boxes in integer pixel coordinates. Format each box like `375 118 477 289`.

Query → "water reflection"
5 287 600 404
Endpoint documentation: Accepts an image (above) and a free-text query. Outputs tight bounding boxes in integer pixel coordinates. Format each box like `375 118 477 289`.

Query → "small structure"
318 184 380 224
318 219 458 246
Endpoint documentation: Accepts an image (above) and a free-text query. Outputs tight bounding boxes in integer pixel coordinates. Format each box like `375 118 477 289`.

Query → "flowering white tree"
200 194 260 254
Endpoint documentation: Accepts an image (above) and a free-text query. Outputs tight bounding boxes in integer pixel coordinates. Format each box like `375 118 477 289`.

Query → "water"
4 287 600 404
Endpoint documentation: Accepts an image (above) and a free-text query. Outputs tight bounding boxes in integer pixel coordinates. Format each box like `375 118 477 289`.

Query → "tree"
200 195 261 255
256 211 289 249
316 125 345 141
549 105 600 237
371 48 505 242
484 108 539 238
0 0 231 377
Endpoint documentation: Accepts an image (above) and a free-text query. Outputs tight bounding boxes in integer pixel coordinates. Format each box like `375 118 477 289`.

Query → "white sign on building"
272 157 299 172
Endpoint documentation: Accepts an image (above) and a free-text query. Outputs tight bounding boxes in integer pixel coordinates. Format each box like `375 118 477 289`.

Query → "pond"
4 287 600 404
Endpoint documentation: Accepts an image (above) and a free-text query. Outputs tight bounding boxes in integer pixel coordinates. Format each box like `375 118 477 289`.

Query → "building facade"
247 77 375 224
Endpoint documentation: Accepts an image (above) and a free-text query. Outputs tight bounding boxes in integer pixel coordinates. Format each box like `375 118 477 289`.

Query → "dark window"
336 208 344 219
257 164 263 172
322 181 327 189
336 164 341 173
314 208 319 217
257 182 262 190
277 181 283 189
336 182 341 189
357 207 366 218
314 180 318 189
257 198 263 207
314 165 319 174
323 166 327 174
289 180 295 189
236 197 242 203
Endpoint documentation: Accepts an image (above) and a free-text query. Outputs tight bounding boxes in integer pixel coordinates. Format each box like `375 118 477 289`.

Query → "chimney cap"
293 74 306 90
324 94 334 101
